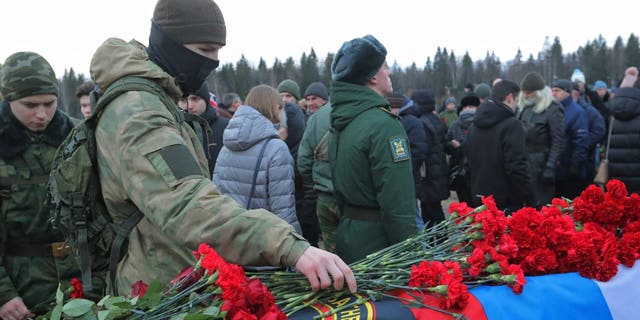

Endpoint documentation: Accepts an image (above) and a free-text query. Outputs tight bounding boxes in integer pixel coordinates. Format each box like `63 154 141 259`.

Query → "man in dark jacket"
329 35 416 263
517 72 565 206
179 82 229 176
466 80 537 213
572 83 605 183
388 93 428 229
551 79 590 199
412 89 450 226
609 66 640 193
447 93 480 205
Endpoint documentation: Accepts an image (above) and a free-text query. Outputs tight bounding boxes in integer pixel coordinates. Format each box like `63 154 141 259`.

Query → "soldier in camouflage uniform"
0 52 105 319
90 0 355 295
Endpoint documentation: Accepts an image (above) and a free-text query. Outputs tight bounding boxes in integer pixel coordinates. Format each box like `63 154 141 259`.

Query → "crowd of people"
1 0 639 318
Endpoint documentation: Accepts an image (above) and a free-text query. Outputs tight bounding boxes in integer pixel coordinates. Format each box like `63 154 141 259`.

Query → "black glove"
542 167 555 184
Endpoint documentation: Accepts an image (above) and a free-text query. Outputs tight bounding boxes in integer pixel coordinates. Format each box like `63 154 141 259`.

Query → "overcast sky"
1 0 637 78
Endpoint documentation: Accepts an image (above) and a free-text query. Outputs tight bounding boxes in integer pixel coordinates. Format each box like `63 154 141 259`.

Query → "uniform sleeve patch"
389 137 410 162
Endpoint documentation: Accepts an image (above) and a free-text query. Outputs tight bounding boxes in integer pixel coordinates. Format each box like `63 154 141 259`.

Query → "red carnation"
69 278 84 299
130 280 148 298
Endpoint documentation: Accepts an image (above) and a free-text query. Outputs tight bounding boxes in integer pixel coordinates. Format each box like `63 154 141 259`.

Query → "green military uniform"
0 52 105 314
297 102 341 252
329 80 417 263
90 38 309 294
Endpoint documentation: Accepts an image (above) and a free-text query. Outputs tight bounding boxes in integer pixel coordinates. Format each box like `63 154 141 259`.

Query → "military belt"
5 242 72 257
343 203 381 222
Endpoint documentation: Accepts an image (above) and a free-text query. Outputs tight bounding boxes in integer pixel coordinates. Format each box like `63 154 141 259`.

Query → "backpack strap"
109 211 144 296
246 138 276 210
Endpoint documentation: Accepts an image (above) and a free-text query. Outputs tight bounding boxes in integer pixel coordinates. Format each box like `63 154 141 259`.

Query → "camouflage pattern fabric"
0 100 105 314
0 52 58 101
90 38 310 294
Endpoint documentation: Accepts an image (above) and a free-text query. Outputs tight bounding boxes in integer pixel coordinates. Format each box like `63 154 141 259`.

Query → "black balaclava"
147 22 219 96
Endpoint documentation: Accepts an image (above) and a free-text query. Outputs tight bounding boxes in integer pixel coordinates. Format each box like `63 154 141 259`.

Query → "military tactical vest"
48 77 187 294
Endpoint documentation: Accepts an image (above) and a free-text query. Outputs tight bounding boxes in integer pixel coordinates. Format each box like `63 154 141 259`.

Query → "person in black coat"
446 93 480 205
180 82 229 177
389 93 428 229
517 72 566 206
609 67 640 193
466 80 537 213
411 90 450 226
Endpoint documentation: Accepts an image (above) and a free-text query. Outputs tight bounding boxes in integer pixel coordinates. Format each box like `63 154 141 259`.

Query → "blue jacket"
213 105 301 233
557 96 590 179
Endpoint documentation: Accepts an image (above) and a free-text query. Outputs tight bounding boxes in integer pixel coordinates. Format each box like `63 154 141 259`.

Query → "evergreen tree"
612 36 626 84
215 62 236 97
300 49 320 93
257 58 269 86
460 52 473 90
624 33 640 71
235 55 253 99
549 36 565 79
321 53 334 86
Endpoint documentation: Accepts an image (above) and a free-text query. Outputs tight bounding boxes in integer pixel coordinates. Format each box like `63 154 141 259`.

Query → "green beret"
1 52 58 101
331 35 387 85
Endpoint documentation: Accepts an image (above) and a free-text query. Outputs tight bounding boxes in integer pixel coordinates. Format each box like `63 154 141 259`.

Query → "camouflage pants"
317 192 340 253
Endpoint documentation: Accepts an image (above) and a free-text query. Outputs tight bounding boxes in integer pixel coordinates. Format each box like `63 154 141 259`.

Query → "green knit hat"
0 51 58 101
474 83 491 99
152 0 226 45
277 79 301 100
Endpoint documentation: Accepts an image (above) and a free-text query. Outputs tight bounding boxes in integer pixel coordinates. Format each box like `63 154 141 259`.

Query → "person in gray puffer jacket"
213 85 301 233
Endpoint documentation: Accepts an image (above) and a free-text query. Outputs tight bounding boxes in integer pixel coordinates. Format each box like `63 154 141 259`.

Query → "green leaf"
51 304 63 320
99 306 132 320
201 305 220 316
62 299 96 318
184 314 215 320
169 312 188 320
55 284 64 305
96 295 112 307
136 278 162 309
101 296 127 309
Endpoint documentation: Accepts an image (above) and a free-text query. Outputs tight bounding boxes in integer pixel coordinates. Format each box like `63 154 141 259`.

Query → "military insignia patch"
389 137 409 162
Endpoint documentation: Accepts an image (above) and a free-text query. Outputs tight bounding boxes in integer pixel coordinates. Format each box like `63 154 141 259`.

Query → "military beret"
1 51 58 101
331 35 387 85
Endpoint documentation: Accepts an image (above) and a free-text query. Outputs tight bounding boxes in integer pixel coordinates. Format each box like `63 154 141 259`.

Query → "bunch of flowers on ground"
39 244 285 320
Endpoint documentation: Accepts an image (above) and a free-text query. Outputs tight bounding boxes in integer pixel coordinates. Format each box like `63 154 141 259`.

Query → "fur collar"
0 99 75 159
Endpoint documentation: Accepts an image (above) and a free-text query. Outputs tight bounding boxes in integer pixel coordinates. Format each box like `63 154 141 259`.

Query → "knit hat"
304 82 328 100
411 90 436 112
331 35 387 85
277 79 301 100
387 93 404 108
192 81 212 107
152 0 226 45
570 69 586 84
520 72 546 91
0 52 58 101
593 80 607 90
444 97 456 106
552 79 573 93
460 93 480 108
474 83 491 99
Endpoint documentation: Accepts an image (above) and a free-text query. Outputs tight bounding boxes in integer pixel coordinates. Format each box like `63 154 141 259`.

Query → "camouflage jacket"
90 38 309 294
0 100 89 313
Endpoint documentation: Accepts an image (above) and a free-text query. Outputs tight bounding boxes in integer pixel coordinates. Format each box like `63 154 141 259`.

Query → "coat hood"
398 99 419 117
89 38 182 101
330 80 389 131
474 99 515 128
222 105 279 151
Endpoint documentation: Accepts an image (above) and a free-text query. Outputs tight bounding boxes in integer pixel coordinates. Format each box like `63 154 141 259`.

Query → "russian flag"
288 262 640 319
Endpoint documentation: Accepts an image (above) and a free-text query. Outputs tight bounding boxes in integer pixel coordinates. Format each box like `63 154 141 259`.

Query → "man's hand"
620 66 639 88
0 297 34 320
295 246 357 293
